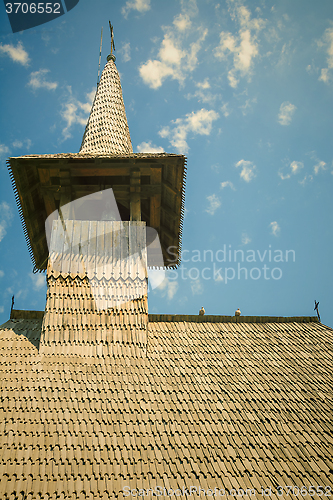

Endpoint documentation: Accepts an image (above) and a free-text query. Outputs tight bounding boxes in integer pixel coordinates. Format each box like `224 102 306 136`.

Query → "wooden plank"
104 220 113 279
96 221 105 280
79 220 89 276
61 219 73 275
150 168 162 230
32 229 47 247
161 205 179 220
68 166 160 177
112 221 122 281
87 221 97 280
162 180 181 195
130 170 141 222
70 220 81 277
49 219 66 274
120 221 129 279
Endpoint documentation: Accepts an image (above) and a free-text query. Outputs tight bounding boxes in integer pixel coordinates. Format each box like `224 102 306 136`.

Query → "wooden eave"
7 153 186 272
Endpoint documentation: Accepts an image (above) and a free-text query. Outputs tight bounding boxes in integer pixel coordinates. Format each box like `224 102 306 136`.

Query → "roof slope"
0 317 332 498
80 57 133 155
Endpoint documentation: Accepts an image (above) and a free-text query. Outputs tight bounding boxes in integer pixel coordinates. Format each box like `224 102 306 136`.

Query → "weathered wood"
9 153 186 270
150 168 162 230
130 169 141 221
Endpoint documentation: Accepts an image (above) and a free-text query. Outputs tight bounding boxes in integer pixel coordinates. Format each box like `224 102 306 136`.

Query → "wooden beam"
161 205 179 220
160 224 177 243
37 167 58 217
150 168 162 230
162 180 181 196
33 229 47 246
67 165 160 177
130 169 141 221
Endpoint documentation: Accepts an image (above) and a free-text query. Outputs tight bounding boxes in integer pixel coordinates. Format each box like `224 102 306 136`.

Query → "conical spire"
80 53 133 155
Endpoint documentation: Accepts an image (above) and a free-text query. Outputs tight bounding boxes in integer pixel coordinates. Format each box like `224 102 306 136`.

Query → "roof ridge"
9 309 321 324
149 314 320 323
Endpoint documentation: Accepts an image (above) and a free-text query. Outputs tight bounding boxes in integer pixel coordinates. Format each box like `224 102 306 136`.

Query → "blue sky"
0 0 333 325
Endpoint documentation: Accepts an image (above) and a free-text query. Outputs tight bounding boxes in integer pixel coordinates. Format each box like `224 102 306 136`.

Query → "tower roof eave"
7 153 186 272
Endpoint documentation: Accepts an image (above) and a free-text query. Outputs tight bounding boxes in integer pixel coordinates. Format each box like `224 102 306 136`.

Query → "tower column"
130 169 141 221
41 220 148 358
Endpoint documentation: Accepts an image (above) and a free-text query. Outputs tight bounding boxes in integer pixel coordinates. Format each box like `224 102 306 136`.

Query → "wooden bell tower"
8 25 187 357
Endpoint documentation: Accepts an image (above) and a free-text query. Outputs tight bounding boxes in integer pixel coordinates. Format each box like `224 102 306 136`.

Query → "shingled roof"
0 313 332 499
79 55 133 155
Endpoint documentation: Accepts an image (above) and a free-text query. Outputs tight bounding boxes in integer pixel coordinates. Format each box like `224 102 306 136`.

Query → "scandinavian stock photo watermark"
123 485 328 497
165 245 296 284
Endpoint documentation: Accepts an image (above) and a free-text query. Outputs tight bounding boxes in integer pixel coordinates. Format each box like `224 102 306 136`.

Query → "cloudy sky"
0 0 333 326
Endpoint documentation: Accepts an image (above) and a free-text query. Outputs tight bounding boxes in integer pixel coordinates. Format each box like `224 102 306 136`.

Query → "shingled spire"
79 28 133 155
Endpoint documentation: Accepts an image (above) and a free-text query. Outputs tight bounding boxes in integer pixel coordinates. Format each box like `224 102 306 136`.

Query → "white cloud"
61 87 95 140
159 108 219 153
240 97 257 115
278 171 290 180
299 174 313 186
205 194 221 215
290 161 304 174
221 103 230 117
242 233 251 245
214 273 223 283
0 144 10 160
173 14 191 32
137 141 164 153
0 306 4 314
319 68 329 83
122 0 150 18
278 101 296 125
269 221 280 237
139 4 207 89
0 202 13 243
120 42 131 63
0 270 4 278
314 160 326 175
28 69 58 91
214 2 265 88
12 139 32 150
196 78 210 90
191 279 203 295
318 28 333 84
186 78 221 105
30 273 46 291
235 160 257 182
307 151 327 175
220 181 235 190
79 89 96 113
154 275 178 300
139 59 174 89
0 41 30 65
278 160 303 180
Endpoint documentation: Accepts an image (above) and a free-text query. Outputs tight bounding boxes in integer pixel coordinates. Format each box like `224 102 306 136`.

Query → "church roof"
79 57 133 155
0 313 332 498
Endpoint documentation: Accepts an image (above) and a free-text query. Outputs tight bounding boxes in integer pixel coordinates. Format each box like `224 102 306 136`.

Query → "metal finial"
107 21 116 62
97 27 103 87
314 300 321 322
10 295 14 318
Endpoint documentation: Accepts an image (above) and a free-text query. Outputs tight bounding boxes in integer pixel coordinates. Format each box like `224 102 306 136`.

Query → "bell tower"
8 25 187 357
